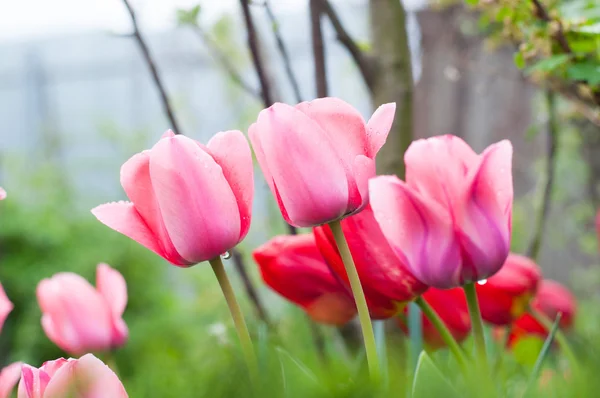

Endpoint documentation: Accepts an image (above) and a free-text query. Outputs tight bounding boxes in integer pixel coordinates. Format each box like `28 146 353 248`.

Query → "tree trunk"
369 0 414 178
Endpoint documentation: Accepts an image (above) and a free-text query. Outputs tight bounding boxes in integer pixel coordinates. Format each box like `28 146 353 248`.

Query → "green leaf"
574 22 600 34
525 54 571 74
512 336 545 367
412 351 461 398
276 347 321 396
567 63 600 85
514 52 526 69
176 5 201 26
465 0 479 6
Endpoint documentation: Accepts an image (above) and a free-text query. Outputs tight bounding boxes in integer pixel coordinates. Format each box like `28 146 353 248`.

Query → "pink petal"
161 130 175 139
149 135 241 263
369 176 462 289
366 102 396 158
350 155 376 213
0 188 6 200
18 365 51 398
250 103 349 227
39 359 69 379
95 263 127 317
120 152 184 264
0 282 13 332
206 130 254 241
404 135 479 209
0 362 22 398
37 274 113 355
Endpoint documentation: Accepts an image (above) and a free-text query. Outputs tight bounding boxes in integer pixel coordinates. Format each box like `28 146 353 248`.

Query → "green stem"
209 256 258 382
329 220 381 382
464 282 488 368
530 308 578 369
415 296 468 371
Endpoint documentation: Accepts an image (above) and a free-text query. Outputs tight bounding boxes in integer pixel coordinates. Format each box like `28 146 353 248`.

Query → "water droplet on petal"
221 251 231 260
477 279 487 286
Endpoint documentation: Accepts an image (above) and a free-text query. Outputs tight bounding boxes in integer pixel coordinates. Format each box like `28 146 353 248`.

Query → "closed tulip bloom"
398 288 471 350
0 362 22 398
314 204 428 318
370 135 513 288
249 98 396 227
0 282 13 333
92 130 253 266
18 354 128 398
37 264 128 356
253 234 357 325
477 253 542 325
507 280 576 347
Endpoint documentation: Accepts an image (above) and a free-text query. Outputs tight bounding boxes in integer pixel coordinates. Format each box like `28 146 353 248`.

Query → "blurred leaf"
176 5 201 26
567 63 600 85
514 52 526 69
525 54 571 74
512 336 545 367
412 351 461 398
574 23 600 34
276 347 321 396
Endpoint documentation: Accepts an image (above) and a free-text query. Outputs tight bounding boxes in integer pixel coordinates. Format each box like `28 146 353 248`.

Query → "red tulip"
37 264 128 356
370 135 513 288
253 234 357 325
18 355 127 398
92 130 254 266
0 282 12 333
249 97 395 227
507 280 576 346
0 362 22 398
314 204 428 318
477 253 542 326
398 288 471 350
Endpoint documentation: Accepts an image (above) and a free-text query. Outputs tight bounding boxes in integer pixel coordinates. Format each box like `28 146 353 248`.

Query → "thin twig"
319 0 374 90
527 91 558 260
531 0 573 54
230 249 272 327
191 25 261 99
310 0 328 97
122 0 182 134
264 0 303 103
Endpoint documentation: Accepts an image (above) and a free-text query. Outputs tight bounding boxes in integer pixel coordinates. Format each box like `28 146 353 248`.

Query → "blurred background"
1 0 599 396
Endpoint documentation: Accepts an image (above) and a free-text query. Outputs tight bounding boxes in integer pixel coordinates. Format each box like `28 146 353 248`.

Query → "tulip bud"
37 264 128 356
314 204 427 318
249 97 395 227
253 234 357 325
370 135 513 288
92 130 254 266
17 355 127 398
0 282 12 333
477 253 542 325
0 362 22 398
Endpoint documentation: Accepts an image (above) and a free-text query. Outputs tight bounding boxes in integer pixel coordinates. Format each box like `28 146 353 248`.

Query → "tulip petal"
207 130 254 241
350 155 376 212
366 102 396 157
404 135 479 208
161 129 175 139
0 362 22 398
120 151 185 264
18 365 51 398
0 283 13 332
96 263 127 317
369 176 462 289
149 135 240 263
251 103 349 227
0 188 6 200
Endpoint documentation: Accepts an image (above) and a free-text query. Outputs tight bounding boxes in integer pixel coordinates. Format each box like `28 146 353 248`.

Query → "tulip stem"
463 282 488 369
329 220 381 382
209 256 258 382
415 296 468 371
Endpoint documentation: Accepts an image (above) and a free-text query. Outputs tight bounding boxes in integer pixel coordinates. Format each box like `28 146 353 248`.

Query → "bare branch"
264 0 303 103
190 25 261 100
319 0 375 90
122 0 182 134
310 0 328 97
531 0 573 54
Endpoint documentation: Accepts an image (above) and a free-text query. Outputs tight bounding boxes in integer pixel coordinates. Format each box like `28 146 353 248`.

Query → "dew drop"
221 251 231 260
477 279 487 286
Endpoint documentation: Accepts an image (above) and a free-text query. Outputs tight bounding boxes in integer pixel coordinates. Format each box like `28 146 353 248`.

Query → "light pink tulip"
370 135 513 288
92 130 253 266
0 188 6 200
0 362 22 398
0 282 13 333
18 354 127 398
37 264 128 356
249 97 395 227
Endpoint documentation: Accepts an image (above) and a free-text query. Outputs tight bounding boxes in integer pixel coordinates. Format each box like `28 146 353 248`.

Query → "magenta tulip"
370 135 513 288
0 362 22 398
92 130 254 266
0 282 12 333
37 263 128 356
18 355 127 398
249 97 395 227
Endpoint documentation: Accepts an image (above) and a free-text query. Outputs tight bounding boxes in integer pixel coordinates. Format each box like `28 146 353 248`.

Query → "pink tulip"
0 362 22 398
249 97 395 227
0 282 13 333
370 135 513 288
92 130 253 266
37 263 128 356
0 188 6 200
18 354 127 398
